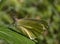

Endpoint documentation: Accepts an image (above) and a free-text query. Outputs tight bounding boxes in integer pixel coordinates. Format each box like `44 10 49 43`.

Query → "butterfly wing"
16 19 48 40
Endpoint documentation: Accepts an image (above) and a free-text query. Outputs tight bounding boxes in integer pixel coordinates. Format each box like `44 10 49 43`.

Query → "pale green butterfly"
15 18 48 41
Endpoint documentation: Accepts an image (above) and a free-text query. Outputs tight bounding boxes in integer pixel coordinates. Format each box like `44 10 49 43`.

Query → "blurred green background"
0 0 60 44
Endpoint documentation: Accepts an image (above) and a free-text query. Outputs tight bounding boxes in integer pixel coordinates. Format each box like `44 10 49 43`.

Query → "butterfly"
15 18 48 41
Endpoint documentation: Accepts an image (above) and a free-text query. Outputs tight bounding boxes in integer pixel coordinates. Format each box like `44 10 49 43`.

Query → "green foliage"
0 25 35 44
0 0 60 44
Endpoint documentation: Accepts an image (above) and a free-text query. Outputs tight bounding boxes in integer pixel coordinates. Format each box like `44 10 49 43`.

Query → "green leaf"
0 26 35 44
